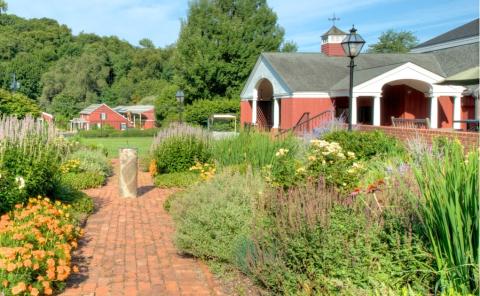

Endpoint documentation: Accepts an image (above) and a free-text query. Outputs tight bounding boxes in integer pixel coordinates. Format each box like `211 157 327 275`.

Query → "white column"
273 98 280 129
430 96 438 129
351 96 358 125
251 89 258 125
373 95 381 126
453 95 462 130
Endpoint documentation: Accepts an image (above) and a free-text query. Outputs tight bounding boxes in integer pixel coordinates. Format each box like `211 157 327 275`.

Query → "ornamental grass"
0 197 82 296
414 139 479 294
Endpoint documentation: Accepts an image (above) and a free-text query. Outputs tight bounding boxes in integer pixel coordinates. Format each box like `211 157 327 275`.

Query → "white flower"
347 151 355 159
337 152 345 159
15 176 25 189
275 148 289 157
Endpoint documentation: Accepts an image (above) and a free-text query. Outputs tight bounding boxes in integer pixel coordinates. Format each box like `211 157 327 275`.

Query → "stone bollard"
119 148 138 198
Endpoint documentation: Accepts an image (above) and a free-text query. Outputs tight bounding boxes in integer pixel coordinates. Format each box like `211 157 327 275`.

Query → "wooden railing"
278 109 335 137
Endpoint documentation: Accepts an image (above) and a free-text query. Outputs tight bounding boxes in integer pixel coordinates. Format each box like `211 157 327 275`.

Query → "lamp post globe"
341 26 366 131
175 90 185 104
175 89 185 123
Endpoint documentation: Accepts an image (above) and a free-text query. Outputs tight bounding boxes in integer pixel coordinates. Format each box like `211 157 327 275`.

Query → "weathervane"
328 12 340 26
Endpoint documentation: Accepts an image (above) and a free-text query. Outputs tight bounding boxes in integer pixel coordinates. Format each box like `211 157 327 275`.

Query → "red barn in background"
70 104 155 131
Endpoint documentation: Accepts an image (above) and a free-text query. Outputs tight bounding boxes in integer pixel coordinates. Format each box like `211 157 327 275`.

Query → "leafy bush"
67 149 112 178
151 123 211 174
245 182 433 295
414 139 479 294
0 197 82 296
212 131 301 170
184 99 239 126
0 89 41 118
0 117 68 213
323 130 405 160
154 171 200 188
60 172 105 190
170 170 264 263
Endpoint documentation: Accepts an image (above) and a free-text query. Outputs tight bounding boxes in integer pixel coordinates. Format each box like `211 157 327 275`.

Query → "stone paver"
62 164 224 296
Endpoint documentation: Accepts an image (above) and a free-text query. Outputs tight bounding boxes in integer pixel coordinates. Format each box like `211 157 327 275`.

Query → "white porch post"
453 94 462 130
429 95 438 129
351 95 358 125
373 95 381 126
273 97 280 129
251 89 258 125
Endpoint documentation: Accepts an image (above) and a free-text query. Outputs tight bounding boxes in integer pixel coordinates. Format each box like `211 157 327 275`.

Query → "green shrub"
323 130 405 160
184 99 239 126
245 183 433 295
212 131 301 170
0 117 67 213
60 172 105 190
153 135 211 174
414 139 479 294
170 170 264 263
154 171 200 188
67 149 112 178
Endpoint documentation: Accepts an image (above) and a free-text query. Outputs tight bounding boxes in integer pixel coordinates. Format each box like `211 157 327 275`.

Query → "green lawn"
80 137 153 159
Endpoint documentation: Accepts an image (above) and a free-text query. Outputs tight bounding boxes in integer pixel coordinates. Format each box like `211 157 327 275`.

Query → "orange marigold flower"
2 280 8 287
44 287 53 295
11 282 26 295
32 262 40 270
47 268 56 280
41 281 50 288
46 258 55 267
72 265 79 273
6 263 16 272
23 259 32 268
30 287 40 296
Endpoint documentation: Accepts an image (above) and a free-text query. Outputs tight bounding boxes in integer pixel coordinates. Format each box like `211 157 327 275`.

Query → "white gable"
353 62 465 96
240 55 291 100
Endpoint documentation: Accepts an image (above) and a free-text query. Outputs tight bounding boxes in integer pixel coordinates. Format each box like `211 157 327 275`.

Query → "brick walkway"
62 166 224 296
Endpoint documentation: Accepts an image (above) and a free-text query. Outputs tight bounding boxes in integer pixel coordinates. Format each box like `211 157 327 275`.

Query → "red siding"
438 96 453 128
142 109 156 129
84 105 129 130
321 44 345 56
240 101 252 126
280 98 334 129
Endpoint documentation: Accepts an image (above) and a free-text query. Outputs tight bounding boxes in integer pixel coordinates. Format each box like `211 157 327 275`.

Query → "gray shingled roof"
261 52 447 92
415 18 479 49
432 43 479 76
321 25 347 37
79 104 103 114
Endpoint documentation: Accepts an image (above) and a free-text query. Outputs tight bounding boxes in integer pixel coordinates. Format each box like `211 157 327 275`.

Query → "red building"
240 19 479 132
70 104 156 131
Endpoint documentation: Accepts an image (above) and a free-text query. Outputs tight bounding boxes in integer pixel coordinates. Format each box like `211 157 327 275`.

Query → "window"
120 123 127 131
101 112 107 120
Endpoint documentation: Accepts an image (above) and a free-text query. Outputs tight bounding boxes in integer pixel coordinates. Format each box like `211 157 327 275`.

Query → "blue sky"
8 0 479 52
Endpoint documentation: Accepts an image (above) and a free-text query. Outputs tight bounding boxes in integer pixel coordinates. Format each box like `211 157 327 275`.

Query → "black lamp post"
341 26 365 131
175 90 185 123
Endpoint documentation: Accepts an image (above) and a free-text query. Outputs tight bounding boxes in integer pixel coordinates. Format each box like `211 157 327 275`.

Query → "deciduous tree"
368 30 418 53
175 0 287 101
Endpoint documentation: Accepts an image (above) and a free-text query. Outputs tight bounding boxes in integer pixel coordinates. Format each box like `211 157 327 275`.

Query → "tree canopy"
368 29 418 53
175 0 294 101
0 0 295 125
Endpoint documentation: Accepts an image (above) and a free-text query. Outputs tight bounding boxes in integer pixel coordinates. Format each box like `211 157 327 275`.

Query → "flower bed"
0 197 82 296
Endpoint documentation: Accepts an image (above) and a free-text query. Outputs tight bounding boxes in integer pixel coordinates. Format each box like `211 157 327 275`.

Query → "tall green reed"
211 131 301 170
413 139 479 294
